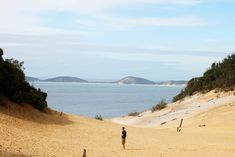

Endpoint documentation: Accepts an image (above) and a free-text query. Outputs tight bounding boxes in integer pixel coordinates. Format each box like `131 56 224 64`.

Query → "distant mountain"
26 76 187 86
26 76 41 82
117 76 155 85
43 76 88 83
156 80 187 86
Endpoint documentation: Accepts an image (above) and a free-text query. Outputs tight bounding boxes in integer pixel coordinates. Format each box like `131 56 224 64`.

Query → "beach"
1 0 235 156
0 91 235 157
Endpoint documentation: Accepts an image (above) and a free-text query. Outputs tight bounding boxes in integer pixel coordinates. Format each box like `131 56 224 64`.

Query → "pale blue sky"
0 0 234 81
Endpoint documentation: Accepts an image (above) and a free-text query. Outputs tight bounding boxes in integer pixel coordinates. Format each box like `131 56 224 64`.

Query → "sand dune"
0 91 235 157
111 91 235 127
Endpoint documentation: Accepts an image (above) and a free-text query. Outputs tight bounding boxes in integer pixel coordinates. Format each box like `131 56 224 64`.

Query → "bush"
151 99 167 112
95 114 103 120
0 49 48 110
128 112 140 116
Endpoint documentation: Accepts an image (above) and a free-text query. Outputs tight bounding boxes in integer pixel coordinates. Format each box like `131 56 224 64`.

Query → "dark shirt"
122 130 127 139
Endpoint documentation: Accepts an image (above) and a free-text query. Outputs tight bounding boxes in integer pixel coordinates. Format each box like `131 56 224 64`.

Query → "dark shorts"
122 138 126 144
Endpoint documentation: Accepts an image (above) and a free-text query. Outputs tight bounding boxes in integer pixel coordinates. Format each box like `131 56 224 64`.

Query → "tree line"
0 48 47 110
173 53 235 102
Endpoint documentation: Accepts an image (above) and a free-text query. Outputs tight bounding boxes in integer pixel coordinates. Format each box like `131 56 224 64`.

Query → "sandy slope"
111 91 235 127
0 91 235 157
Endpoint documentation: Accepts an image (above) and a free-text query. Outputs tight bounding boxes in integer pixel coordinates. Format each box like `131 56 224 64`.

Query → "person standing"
121 127 127 149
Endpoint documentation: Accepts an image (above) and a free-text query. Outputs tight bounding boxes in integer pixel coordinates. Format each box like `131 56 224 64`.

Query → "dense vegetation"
173 53 235 102
0 48 47 110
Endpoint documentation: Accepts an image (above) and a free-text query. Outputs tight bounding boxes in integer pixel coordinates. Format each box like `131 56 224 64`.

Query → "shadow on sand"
0 150 31 157
0 98 74 126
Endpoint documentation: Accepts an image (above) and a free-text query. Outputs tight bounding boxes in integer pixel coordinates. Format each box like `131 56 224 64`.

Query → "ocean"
33 82 183 118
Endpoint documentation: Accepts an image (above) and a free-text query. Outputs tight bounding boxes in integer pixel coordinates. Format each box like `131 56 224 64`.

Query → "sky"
0 0 235 81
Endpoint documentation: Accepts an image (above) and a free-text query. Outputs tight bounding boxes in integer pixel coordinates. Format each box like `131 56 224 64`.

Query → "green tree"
0 48 48 110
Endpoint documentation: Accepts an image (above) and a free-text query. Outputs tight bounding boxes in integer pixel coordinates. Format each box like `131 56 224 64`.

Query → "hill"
117 76 155 85
26 76 41 82
173 54 235 102
43 76 88 83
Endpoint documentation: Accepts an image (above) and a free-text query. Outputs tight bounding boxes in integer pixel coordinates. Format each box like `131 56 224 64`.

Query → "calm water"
33 82 182 118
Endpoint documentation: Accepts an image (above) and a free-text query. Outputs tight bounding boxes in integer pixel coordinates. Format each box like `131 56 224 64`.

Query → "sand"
111 91 235 127
0 91 235 157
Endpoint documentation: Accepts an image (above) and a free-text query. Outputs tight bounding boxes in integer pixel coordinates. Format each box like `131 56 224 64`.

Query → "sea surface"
33 82 183 118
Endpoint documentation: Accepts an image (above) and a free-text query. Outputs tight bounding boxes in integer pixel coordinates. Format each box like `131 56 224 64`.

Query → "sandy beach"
0 91 235 157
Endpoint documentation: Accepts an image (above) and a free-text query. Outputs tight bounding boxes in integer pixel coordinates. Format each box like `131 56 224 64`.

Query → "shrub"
128 112 140 116
151 99 167 112
95 114 103 120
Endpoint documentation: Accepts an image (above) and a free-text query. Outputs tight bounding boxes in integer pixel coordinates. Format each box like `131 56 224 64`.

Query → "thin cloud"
0 33 227 58
0 0 202 34
96 16 203 28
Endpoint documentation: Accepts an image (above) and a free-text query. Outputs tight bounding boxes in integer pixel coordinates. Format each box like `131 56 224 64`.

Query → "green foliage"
128 112 140 116
95 114 103 120
0 48 3 60
5 58 25 70
173 53 235 102
151 99 167 112
0 49 47 110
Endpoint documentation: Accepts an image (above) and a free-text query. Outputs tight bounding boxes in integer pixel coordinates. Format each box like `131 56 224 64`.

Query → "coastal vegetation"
151 99 167 112
0 48 47 110
94 114 103 120
173 53 235 102
128 111 140 116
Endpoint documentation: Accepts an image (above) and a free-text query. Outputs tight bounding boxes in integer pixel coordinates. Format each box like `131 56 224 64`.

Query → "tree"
0 48 48 110
5 58 25 70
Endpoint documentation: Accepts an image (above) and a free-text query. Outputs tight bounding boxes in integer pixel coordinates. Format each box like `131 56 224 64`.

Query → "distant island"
43 76 88 83
26 76 187 86
26 76 88 83
117 76 155 85
26 76 41 82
